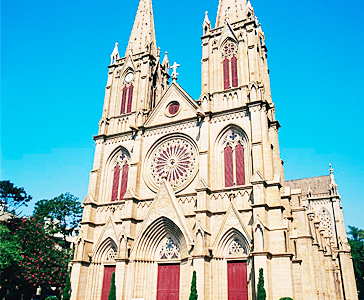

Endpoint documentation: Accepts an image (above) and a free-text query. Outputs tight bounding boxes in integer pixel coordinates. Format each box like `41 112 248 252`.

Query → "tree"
17 217 70 294
0 180 32 216
62 272 71 300
189 270 198 300
257 268 266 300
348 226 364 298
0 222 23 299
108 272 116 300
33 193 82 243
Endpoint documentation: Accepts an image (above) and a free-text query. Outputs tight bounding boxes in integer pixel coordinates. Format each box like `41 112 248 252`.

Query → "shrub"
279 298 294 300
189 270 198 300
45 297 58 300
63 273 71 300
108 272 116 300
257 268 266 300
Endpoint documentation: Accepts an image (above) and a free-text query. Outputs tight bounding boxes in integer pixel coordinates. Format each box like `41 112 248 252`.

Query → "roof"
285 175 331 196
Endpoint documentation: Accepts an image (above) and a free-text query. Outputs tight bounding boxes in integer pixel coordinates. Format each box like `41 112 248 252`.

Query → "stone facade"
70 0 358 299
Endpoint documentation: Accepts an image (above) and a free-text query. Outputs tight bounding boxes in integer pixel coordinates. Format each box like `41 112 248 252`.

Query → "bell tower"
201 0 272 114
99 0 170 136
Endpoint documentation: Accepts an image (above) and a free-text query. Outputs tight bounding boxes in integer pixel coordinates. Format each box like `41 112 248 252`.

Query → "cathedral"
70 0 358 299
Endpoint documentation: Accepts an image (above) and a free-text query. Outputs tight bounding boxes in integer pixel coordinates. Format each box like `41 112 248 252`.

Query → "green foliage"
33 193 82 242
45 296 58 300
257 268 266 300
16 217 70 287
108 272 116 300
0 180 32 215
348 226 364 298
189 270 198 300
62 272 71 300
0 224 22 269
279 298 293 300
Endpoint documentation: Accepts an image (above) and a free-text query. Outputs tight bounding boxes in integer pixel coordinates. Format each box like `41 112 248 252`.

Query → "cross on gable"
170 62 180 80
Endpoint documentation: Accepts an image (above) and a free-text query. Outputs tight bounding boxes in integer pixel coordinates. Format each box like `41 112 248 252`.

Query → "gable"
145 82 200 127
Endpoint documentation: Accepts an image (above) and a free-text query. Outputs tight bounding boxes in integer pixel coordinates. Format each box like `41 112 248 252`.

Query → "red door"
228 261 248 300
101 266 116 300
157 264 180 300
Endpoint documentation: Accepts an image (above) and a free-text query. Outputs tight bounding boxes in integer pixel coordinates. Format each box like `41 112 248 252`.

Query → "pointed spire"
203 11 211 34
329 163 338 195
162 51 169 69
126 0 157 56
216 0 250 28
110 42 119 65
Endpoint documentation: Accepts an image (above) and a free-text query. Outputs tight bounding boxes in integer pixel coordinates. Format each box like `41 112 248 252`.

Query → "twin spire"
121 0 252 58
126 0 157 56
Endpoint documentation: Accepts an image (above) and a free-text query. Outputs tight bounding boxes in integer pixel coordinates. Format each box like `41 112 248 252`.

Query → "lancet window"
222 41 239 90
120 84 134 115
159 236 180 260
111 154 130 202
223 130 246 187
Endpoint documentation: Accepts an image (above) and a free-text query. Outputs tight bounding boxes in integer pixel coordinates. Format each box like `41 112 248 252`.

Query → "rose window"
223 41 237 57
106 247 117 261
159 236 180 260
149 138 197 190
228 239 247 256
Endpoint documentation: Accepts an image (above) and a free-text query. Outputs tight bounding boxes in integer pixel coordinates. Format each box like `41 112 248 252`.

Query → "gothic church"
70 0 358 299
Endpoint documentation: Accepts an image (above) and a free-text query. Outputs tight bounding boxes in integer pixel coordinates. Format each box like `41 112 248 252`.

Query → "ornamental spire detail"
126 0 157 56
216 0 251 28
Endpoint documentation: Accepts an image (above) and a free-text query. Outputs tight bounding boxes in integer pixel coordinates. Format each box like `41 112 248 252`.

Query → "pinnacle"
126 0 157 56
216 0 251 28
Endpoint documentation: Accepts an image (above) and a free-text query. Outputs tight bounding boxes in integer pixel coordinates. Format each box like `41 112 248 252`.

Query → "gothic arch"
131 216 188 261
101 146 131 203
215 125 251 188
214 227 250 258
93 237 118 263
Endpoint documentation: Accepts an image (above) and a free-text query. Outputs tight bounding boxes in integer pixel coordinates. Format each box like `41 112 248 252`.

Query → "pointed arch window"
111 155 130 202
222 41 239 90
223 130 246 187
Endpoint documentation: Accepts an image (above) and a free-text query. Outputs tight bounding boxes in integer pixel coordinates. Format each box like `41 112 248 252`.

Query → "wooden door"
101 266 116 300
228 261 248 300
157 264 180 300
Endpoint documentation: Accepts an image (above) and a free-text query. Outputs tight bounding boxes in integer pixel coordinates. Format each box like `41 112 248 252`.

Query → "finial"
110 42 120 65
157 47 161 57
329 163 338 195
170 62 180 81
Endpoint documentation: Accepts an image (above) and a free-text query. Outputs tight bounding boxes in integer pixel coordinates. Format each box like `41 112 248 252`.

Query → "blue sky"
2 0 364 228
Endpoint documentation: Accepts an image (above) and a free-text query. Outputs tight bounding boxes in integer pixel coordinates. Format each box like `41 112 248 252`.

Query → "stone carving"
228 238 247 256
159 236 180 259
319 209 332 236
106 247 117 261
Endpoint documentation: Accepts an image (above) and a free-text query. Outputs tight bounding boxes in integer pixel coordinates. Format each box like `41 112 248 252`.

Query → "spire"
216 0 250 28
110 43 119 65
329 164 338 195
126 0 157 56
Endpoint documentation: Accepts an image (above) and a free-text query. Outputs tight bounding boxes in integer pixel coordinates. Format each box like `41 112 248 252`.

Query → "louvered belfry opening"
224 142 245 187
120 84 134 115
